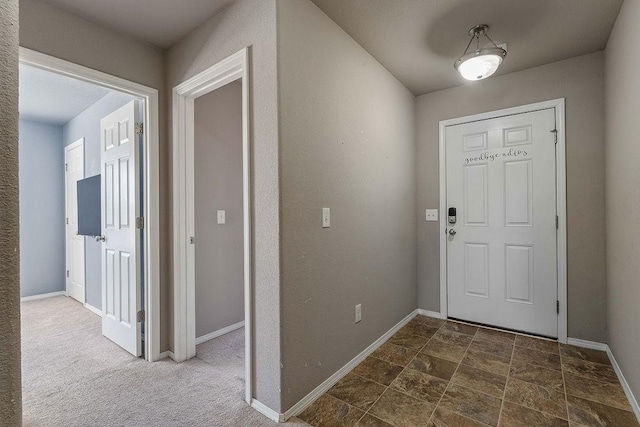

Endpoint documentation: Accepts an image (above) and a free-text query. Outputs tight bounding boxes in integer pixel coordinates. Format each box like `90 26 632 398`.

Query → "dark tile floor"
298 315 639 427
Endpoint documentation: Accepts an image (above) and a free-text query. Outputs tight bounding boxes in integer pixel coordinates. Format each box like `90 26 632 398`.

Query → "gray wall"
605 0 640 403
62 91 134 309
278 0 417 410
19 119 65 298
0 0 21 422
167 0 282 410
194 81 244 338
19 0 172 351
416 52 607 342
19 0 165 96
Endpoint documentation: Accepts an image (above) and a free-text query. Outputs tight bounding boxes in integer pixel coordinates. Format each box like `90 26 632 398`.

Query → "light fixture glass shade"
456 50 504 81
454 25 507 81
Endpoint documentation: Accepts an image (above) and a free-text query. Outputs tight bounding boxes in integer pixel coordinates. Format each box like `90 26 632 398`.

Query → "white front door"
445 108 558 337
100 100 142 356
65 139 85 303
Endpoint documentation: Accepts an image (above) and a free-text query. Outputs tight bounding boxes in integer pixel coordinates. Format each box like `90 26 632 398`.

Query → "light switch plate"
217 210 226 224
322 208 330 228
425 209 438 222
355 304 362 323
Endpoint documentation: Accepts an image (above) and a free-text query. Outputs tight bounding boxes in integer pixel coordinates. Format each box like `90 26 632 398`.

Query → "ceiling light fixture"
454 24 507 81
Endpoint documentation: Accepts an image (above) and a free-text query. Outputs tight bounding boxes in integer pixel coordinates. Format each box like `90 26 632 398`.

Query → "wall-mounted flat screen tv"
77 174 101 237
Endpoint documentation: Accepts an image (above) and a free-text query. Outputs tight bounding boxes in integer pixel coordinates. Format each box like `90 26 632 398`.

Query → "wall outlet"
355 304 362 323
322 208 330 228
425 209 438 222
217 210 226 224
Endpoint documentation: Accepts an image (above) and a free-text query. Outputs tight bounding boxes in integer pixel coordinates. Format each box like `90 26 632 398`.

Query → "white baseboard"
607 346 640 422
566 337 608 351
195 321 245 345
567 337 640 422
281 309 419 421
251 399 283 423
83 303 102 317
417 309 443 319
20 291 65 302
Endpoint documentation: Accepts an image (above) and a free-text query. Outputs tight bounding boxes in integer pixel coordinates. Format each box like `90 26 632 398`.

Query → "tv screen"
77 175 101 236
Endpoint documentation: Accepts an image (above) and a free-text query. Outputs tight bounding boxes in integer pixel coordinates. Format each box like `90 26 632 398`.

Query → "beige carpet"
21 296 307 427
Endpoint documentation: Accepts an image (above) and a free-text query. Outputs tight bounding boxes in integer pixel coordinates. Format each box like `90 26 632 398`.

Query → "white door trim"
172 47 253 404
19 47 162 361
64 138 85 302
438 98 567 343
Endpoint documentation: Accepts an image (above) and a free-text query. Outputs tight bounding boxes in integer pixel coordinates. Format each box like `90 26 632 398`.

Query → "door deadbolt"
448 207 457 224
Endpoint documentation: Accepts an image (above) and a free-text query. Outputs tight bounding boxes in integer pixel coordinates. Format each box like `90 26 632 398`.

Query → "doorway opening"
172 48 253 404
18 48 161 361
438 99 568 342
193 80 245 350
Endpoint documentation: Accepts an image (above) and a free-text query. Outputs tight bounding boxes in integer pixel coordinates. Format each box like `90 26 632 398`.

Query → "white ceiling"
41 0 237 49
310 0 623 95
19 64 110 125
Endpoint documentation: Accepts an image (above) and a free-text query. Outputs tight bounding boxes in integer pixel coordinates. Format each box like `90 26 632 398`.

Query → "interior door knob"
448 229 457 236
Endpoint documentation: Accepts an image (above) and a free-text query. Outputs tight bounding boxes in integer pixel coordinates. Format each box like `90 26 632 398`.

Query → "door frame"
438 98 567 343
19 47 162 361
172 47 253 404
64 138 85 304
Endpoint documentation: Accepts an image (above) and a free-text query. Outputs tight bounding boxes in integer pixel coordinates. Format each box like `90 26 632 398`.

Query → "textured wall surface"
0 0 22 423
416 52 607 342
63 91 134 309
167 0 282 411
19 120 65 298
605 0 640 404
278 0 417 410
19 0 170 350
194 81 244 338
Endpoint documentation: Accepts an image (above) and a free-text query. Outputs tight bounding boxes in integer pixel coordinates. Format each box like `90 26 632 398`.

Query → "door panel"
446 108 558 337
505 244 534 304
100 100 141 356
464 243 489 297
504 160 532 226
463 164 488 226
65 142 85 303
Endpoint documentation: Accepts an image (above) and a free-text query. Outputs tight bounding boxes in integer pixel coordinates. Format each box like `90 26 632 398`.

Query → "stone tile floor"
297 315 639 427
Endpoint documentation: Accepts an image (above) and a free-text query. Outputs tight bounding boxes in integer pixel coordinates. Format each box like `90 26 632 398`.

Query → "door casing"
19 47 162 361
438 98 567 343
172 47 253 405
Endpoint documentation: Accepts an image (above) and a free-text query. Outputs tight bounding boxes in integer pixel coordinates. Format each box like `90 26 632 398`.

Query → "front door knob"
448 229 457 236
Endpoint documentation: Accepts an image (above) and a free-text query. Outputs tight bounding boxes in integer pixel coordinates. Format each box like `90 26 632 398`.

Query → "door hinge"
65 163 68 172
135 123 144 135
66 217 69 225
551 129 558 144
556 300 560 314
189 236 195 245
556 215 559 230
66 270 70 278
136 216 145 229
137 309 145 322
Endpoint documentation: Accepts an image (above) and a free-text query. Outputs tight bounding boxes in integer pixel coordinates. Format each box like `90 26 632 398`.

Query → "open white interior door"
100 100 142 356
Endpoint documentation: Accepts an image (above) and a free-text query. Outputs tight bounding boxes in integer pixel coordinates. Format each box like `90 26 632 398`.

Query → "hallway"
21 296 305 426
